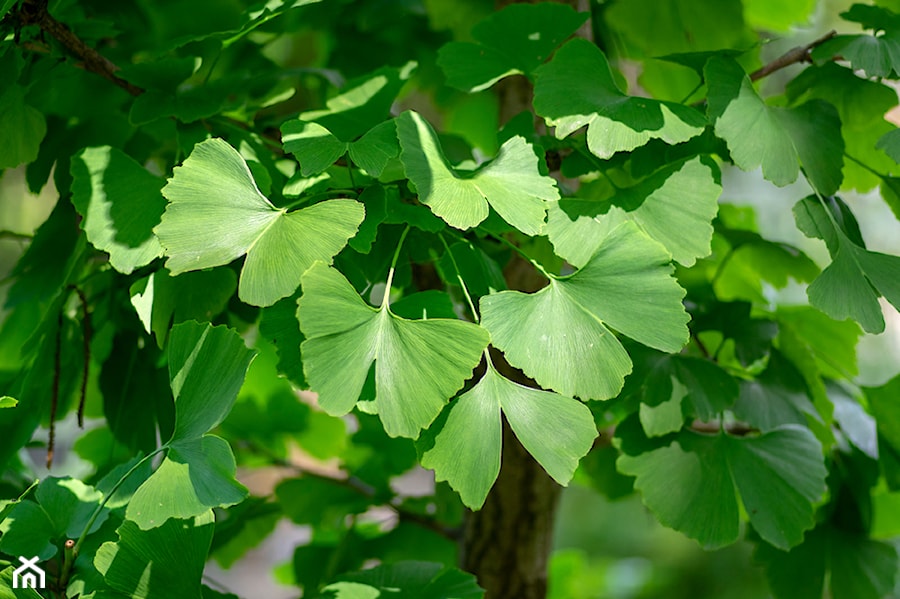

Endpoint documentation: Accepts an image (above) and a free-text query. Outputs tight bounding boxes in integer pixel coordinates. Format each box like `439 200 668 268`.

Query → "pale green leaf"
617 424 827 550
0 397 16 409
706 56 844 195
70 146 166 274
298 263 490 438
422 363 596 508
547 157 721 267
332 561 484 599
481 222 689 400
126 435 247 530
397 110 557 234
167 321 255 442
639 376 687 437
812 33 900 78
156 138 364 306
437 3 588 91
348 119 399 177
95 512 214 599
533 39 706 159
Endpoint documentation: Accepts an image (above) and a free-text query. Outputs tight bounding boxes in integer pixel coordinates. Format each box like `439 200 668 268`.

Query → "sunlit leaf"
298 263 489 438
156 138 364 306
533 39 706 159
397 110 557 234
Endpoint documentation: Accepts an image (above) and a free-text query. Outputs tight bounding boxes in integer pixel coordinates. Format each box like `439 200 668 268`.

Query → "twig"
243 441 461 541
47 307 62 469
0 230 34 241
16 0 144 97
749 30 837 82
69 286 91 428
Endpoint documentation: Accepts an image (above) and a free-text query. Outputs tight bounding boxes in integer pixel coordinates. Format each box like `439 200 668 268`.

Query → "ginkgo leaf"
125 435 247 530
156 138 364 306
95 512 214 599
617 422 827 550
397 110 558 234
794 196 900 333
437 3 588 91
533 38 706 160
281 118 399 177
421 362 597 508
480 222 689 400
812 33 900 78
166 321 256 442
70 146 166 274
705 56 844 195
297 263 490 438
547 157 721 267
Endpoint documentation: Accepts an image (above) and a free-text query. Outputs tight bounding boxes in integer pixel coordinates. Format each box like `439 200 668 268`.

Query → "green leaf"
0 397 16 409
547 157 721 267
328 561 484 599
865 374 900 456
0 85 46 169
812 33 900 78
126 435 247 529
617 424 827 550
167 321 256 442
734 350 818 431
397 111 557 234
258 295 307 388
756 527 898 599
437 3 588 91
743 0 816 31
533 39 706 160
130 267 237 348
156 138 365 306
793 196 900 334
0 567 44 599
348 119 399 177
480 222 689 400
705 56 844 195
298 263 490 438
0 477 105 561
70 146 166 274
95 512 214 599
280 121 347 176
421 362 597 508
714 239 820 304
786 63 897 192
876 127 900 163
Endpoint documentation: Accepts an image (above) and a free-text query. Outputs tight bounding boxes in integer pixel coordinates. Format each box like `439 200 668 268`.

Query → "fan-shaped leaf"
156 138 364 306
298 263 489 438
481 222 689 401
397 111 557 233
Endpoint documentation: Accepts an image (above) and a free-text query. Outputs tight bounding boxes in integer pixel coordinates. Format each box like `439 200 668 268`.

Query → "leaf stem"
382 225 411 309
843 151 887 179
438 233 480 322
485 232 552 279
61 446 167 586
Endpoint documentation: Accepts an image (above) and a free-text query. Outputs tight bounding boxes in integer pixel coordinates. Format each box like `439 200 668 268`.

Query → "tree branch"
16 0 144 97
750 30 837 82
242 441 461 542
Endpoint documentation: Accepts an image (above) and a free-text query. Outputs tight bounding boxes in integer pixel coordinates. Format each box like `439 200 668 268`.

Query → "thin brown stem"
16 0 144 97
749 30 837 82
243 441 461 541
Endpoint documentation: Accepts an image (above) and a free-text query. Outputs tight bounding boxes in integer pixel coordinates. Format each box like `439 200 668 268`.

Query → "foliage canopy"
1 0 900 598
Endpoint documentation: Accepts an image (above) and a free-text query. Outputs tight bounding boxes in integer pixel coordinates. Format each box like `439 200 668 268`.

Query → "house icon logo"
12 556 45 589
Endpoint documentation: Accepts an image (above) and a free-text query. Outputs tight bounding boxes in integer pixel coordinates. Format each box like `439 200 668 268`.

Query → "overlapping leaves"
125 322 255 529
533 39 707 159
547 157 721 267
156 138 364 306
616 419 827 550
281 63 415 176
397 111 558 234
437 2 587 92
481 222 689 401
297 263 489 438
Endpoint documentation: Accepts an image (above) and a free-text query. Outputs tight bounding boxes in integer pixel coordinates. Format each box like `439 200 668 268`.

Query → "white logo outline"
12 556 45 589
